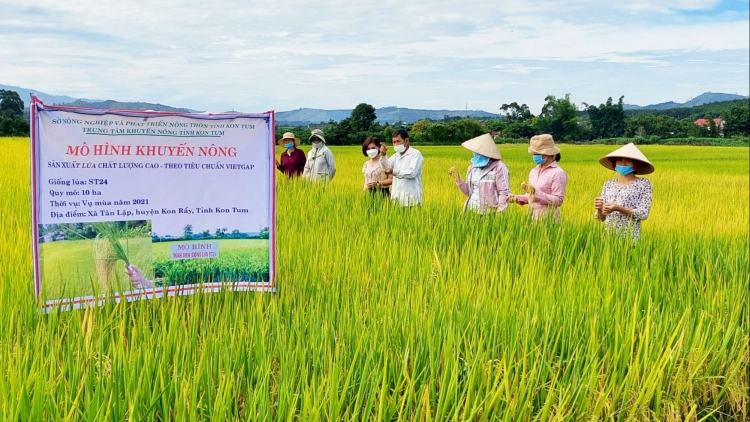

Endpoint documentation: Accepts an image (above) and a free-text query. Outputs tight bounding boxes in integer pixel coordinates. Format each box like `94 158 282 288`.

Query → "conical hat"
461 134 501 160
599 143 654 175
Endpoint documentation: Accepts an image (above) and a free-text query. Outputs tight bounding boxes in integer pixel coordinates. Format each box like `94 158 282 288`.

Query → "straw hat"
309 128 326 143
599 143 654 175
528 134 560 155
462 133 501 160
280 132 300 145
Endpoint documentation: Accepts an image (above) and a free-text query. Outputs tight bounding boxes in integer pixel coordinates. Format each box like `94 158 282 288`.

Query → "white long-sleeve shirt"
303 145 336 182
387 147 423 206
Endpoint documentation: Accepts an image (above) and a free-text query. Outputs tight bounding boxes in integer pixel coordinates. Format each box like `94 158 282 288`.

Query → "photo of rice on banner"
30 96 277 312
38 221 154 299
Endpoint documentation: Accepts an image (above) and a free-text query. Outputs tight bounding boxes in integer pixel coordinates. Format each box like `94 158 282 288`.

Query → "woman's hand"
602 203 621 215
366 181 378 189
125 264 154 289
594 197 604 210
507 194 516 204
447 166 459 182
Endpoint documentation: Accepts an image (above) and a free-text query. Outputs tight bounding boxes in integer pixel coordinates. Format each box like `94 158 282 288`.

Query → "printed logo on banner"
29 96 277 312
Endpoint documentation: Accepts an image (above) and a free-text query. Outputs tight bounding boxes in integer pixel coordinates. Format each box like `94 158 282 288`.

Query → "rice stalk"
91 222 130 265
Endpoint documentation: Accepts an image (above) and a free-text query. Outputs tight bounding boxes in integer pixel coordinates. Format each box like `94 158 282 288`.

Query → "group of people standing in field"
276 128 654 241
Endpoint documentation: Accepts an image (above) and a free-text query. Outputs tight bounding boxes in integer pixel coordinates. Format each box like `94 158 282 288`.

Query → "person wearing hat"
507 134 568 220
276 132 306 178
303 128 336 182
448 133 511 214
594 143 654 241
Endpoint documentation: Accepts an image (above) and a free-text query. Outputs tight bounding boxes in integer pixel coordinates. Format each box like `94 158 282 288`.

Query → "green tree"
383 126 394 140
324 103 384 145
183 225 193 239
723 103 750 136
410 119 430 136
451 119 485 142
706 115 718 138
350 103 377 132
259 227 269 239
0 90 24 119
483 119 506 132
425 123 458 144
503 122 537 139
587 96 625 139
0 116 29 136
323 119 351 145
500 102 533 123
534 94 583 141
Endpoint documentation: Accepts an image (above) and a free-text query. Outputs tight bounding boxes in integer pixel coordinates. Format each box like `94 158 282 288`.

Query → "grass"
1 137 748 420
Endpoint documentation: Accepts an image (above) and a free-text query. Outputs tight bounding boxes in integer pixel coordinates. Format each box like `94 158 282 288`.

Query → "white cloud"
0 0 746 112
491 65 548 74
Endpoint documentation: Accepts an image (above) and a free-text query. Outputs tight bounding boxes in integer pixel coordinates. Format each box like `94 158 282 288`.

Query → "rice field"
0 137 747 420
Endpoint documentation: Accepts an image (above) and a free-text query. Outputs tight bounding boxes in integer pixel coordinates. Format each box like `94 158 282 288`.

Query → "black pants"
367 187 390 198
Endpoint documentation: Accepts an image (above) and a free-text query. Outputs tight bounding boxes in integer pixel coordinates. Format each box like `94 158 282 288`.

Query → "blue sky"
1 0 747 113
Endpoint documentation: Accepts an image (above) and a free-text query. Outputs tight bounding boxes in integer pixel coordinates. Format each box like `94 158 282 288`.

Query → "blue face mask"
532 154 545 165
471 152 490 168
284 142 294 149
615 165 634 175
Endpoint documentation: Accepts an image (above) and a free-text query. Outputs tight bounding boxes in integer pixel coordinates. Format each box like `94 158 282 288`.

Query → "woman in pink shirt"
508 134 568 220
448 133 511 214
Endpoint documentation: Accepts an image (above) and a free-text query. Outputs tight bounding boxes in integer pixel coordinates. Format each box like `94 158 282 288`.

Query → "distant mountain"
61 99 199 113
276 106 500 125
1 84 199 112
275 108 352 124
0 84 102 106
623 92 748 110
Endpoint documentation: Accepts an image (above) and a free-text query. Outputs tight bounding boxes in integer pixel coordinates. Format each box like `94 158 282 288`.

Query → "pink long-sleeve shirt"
515 161 568 220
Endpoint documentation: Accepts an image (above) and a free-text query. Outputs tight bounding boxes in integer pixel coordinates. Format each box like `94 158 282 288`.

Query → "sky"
1 0 748 113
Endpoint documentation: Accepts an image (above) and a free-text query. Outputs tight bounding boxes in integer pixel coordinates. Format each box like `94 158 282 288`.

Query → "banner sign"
30 96 276 312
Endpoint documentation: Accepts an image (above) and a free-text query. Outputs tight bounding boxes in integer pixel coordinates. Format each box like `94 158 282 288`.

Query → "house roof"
694 118 723 126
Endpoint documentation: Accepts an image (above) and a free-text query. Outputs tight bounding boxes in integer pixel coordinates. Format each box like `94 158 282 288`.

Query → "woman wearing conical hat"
507 134 568 220
594 143 654 241
448 134 511 214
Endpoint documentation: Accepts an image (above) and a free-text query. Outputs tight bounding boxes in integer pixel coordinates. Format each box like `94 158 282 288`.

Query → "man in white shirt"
384 129 423 206
303 129 336 182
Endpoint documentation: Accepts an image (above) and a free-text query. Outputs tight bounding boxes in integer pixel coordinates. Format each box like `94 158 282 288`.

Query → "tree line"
277 95 749 146
3 89 747 142
0 90 29 137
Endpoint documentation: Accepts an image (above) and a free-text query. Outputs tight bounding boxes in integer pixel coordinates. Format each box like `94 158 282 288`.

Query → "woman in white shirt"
361 136 392 197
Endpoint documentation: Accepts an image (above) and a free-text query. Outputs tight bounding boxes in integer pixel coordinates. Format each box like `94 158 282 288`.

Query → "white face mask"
366 149 379 158
311 141 322 149
394 144 406 154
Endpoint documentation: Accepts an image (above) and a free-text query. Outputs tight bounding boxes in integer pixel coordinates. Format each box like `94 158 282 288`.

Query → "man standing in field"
385 129 424 207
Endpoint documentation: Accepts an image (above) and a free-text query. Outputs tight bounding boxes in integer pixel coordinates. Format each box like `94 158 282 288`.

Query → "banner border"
29 95 277 310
